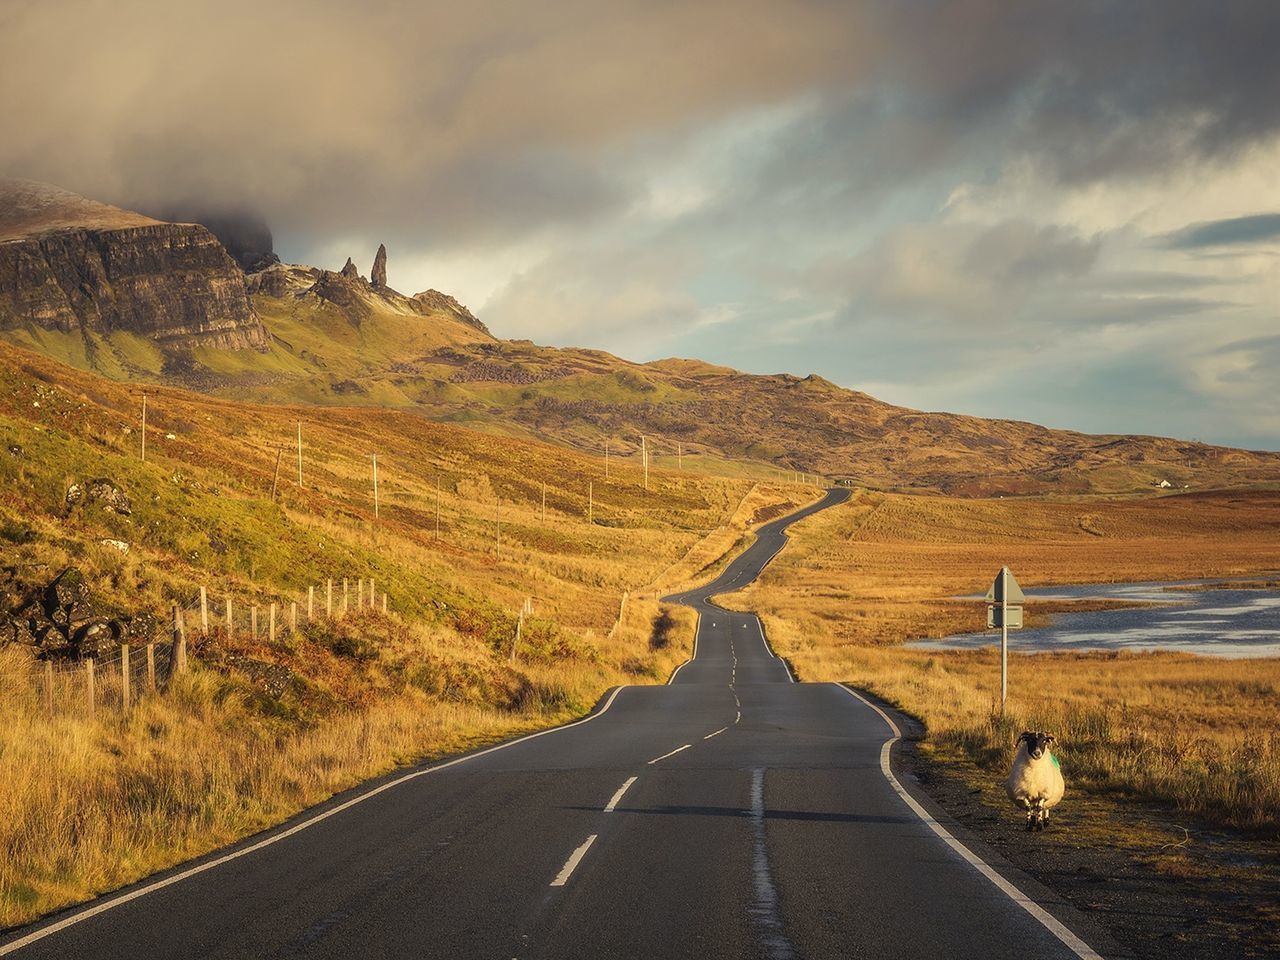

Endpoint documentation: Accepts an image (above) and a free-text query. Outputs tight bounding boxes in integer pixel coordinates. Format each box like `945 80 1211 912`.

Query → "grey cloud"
5 1 1279 252
740 1 1280 220
1161 213 1280 249
0 0 866 248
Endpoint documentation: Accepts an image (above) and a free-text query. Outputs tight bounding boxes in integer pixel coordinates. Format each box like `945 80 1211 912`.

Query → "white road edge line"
647 743 692 765
604 777 638 813
550 835 598 887
666 611 701 685
752 616 793 686
703 726 729 740
834 684 1104 960
0 685 628 957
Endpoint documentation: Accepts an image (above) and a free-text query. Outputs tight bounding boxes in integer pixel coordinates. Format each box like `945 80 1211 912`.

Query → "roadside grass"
719 489 1280 835
0 343 804 928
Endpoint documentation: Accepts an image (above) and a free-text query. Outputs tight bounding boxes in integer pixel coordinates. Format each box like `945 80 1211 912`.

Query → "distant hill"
3 180 1278 495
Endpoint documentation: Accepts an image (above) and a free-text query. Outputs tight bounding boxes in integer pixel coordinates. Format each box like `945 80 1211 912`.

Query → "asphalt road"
2 487 1108 960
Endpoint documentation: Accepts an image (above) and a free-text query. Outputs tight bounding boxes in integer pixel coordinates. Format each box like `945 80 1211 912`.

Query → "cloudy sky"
3 1 1278 448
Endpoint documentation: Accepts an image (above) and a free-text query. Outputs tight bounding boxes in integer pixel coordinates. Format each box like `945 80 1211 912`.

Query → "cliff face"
0 222 268 350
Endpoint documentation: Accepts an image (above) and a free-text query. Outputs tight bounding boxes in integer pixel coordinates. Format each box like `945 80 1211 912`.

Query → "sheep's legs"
1026 799 1048 831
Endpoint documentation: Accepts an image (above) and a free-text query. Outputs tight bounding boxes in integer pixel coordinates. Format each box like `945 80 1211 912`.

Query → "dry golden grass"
0 343 813 927
722 489 1280 834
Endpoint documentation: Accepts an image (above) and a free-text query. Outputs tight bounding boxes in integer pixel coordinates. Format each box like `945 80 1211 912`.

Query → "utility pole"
271 447 283 500
372 454 380 519
140 393 147 463
297 421 303 488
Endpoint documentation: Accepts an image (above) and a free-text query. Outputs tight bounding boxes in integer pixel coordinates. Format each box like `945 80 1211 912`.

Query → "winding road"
1 488 1109 959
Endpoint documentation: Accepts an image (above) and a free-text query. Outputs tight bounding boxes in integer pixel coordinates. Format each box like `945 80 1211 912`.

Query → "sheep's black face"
1017 731 1055 759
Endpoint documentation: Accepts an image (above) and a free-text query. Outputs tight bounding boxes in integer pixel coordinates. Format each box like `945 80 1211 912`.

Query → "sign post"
984 566 1025 709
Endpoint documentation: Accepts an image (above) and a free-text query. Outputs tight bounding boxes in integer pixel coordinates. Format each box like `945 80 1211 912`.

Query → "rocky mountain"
2 180 1277 495
0 180 268 352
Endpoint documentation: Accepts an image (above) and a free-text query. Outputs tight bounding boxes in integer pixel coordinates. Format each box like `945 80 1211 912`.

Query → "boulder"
87 478 132 514
66 478 131 515
46 567 89 611
65 482 85 510
120 612 159 644
74 619 121 659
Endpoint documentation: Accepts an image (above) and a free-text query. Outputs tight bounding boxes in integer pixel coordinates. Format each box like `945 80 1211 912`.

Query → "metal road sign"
985 565 1025 709
984 568 1026 605
987 605 1024 629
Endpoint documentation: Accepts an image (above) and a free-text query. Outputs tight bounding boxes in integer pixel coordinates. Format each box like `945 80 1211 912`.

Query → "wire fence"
10 575 392 720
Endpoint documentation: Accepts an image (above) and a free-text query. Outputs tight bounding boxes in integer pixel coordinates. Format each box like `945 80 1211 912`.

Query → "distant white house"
1156 479 1173 488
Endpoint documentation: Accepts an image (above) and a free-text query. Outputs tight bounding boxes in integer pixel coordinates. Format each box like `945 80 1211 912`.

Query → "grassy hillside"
8 281 1280 497
0 340 812 927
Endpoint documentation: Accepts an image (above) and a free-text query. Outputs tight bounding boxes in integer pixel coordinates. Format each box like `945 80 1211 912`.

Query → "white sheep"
1005 730 1064 831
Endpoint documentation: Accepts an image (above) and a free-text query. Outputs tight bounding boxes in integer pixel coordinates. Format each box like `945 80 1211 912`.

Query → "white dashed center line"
703 726 729 740
647 744 692 765
604 777 637 813
550 835 597 887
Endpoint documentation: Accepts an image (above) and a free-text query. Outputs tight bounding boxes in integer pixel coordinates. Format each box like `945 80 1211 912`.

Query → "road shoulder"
850 686 1280 960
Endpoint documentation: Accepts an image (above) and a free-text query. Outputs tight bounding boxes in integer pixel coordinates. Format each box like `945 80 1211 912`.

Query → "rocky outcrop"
246 263 319 298
411 288 491 334
341 257 360 280
65 478 132 516
0 223 269 350
0 566 156 659
308 269 374 322
371 244 388 289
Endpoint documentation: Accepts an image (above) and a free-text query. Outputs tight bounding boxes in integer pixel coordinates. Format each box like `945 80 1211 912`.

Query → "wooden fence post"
251 605 258 639
146 643 156 691
173 605 188 675
121 644 130 711
290 601 298 631
226 597 233 638
269 603 276 644
86 659 95 719
382 593 387 614
200 586 209 633
358 578 364 609
308 585 315 620
370 579 376 609
511 613 523 664
44 660 53 715
342 578 349 615
326 579 333 617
